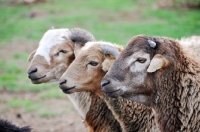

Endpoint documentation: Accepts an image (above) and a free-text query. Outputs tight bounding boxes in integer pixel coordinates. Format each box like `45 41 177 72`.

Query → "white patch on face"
122 52 150 86
34 28 70 65
127 52 150 72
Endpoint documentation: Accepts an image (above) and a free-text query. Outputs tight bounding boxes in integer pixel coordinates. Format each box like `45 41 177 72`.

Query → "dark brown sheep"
102 35 200 132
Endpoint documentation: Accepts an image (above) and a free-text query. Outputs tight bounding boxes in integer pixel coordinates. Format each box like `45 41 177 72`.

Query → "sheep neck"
152 55 200 132
84 93 122 132
67 92 91 119
102 94 158 132
68 91 121 132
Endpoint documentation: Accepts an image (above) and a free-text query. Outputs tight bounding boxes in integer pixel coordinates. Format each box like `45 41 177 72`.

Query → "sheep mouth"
104 89 122 98
31 75 46 81
60 86 76 94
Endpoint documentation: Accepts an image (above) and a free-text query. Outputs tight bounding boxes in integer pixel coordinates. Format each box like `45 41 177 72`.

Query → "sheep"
101 35 200 132
27 27 95 84
27 28 121 132
0 119 31 132
59 41 158 132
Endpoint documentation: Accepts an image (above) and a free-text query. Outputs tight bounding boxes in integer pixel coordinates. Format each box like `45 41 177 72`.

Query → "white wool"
81 42 98 51
34 28 70 64
179 36 200 48
179 36 200 61
82 41 114 51
67 92 91 119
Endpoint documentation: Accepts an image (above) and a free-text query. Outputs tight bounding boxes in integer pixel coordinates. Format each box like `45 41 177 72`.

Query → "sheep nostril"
59 79 67 86
28 68 37 75
101 80 110 87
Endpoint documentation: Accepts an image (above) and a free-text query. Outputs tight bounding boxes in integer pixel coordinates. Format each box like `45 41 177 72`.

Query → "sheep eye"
54 52 59 57
59 50 67 54
137 58 146 63
54 50 67 57
89 61 98 66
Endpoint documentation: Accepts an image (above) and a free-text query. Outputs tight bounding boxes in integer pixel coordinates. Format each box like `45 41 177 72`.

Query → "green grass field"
1 0 199 92
0 0 199 91
1 0 199 44
0 1 199 129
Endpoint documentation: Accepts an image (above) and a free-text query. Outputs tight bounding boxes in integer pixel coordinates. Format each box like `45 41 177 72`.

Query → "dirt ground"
0 41 86 132
0 89 86 132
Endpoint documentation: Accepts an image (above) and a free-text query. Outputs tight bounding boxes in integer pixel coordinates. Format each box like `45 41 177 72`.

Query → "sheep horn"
69 28 96 46
148 40 156 48
101 44 120 59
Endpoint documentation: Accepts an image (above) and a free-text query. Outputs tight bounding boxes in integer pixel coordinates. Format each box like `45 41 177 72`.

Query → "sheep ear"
74 44 83 57
102 58 116 72
101 44 121 72
27 50 36 62
147 54 169 73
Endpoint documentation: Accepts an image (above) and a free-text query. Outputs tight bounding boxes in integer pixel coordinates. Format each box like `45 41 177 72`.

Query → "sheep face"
59 42 121 95
27 29 75 84
102 35 178 106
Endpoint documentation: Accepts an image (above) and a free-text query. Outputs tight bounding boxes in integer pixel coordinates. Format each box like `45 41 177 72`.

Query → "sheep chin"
46 80 59 84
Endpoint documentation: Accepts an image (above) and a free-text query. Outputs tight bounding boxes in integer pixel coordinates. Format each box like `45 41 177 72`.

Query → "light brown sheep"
27 28 121 132
59 41 158 132
102 35 200 132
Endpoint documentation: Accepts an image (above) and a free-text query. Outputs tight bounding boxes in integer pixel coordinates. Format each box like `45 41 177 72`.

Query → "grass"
39 111 58 117
39 89 66 99
6 98 59 117
0 60 54 91
0 0 199 44
7 98 44 112
13 53 29 61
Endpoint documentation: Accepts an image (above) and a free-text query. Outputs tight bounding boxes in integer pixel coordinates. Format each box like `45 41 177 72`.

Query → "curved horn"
69 28 96 46
101 44 120 59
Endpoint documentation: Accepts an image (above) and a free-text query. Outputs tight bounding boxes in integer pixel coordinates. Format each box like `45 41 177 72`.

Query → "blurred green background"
0 0 199 131
0 0 199 91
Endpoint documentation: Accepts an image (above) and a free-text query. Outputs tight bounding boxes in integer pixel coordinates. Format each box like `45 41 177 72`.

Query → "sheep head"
59 41 122 95
27 28 95 84
101 35 181 106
